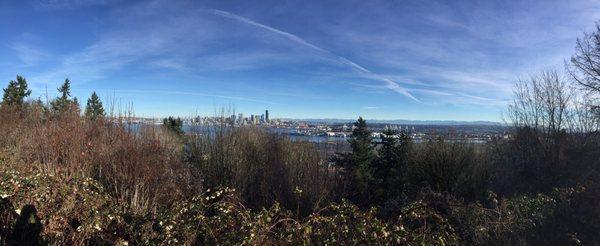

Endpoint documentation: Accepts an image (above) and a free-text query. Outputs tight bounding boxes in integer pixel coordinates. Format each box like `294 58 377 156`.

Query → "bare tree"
569 95 600 133
568 23 600 95
508 70 573 134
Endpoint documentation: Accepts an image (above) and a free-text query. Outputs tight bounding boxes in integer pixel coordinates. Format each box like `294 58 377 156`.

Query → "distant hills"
289 118 503 126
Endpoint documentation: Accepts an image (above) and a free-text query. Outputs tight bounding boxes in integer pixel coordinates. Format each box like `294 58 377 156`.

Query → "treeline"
2 76 104 119
0 23 599 245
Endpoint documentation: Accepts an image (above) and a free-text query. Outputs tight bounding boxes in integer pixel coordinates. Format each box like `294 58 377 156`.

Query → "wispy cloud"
409 88 453 97
105 89 284 105
209 9 419 102
317 0 600 108
148 59 185 71
362 106 380 110
9 43 48 67
29 5 208 83
28 4 320 85
29 0 120 10
200 50 315 71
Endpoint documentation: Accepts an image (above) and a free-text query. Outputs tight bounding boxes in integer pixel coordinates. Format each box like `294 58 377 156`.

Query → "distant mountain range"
288 118 503 126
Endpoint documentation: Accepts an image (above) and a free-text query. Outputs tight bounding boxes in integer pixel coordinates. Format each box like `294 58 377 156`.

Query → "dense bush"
406 140 488 201
0 105 200 214
186 126 335 216
1 164 591 245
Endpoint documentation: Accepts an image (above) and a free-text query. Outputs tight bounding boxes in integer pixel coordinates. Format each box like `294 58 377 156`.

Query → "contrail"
209 9 419 102
211 10 326 53
335 56 419 101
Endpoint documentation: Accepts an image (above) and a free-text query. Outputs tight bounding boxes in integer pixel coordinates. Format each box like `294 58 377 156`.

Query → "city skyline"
2 0 600 120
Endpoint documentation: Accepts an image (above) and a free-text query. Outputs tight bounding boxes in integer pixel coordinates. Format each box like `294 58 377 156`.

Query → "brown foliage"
187 126 336 216
0 104 200 213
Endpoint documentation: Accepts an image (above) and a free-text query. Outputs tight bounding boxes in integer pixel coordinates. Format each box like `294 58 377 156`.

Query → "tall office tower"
260 114 265 123
250 115 255 125
237 113 244 125
265 110 269 123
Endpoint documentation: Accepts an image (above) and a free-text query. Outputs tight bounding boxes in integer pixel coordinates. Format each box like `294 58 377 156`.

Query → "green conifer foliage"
84 91 105 120
51 79 78 112
339 117 377 205
1 75 31 106
163 116 184 135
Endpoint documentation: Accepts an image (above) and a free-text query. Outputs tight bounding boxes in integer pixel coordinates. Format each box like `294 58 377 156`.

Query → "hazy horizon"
2 0 600 120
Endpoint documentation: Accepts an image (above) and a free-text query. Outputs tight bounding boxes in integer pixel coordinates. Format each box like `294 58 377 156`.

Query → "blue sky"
1 0 599 121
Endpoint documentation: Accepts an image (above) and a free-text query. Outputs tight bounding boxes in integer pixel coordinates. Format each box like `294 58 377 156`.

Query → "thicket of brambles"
1 24 600 246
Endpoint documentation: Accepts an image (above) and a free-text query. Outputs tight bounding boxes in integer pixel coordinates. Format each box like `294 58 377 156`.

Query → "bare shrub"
187 125 334 216
0 104 200 213
406 139 488 200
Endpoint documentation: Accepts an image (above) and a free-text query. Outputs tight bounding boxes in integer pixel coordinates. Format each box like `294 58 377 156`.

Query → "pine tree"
51 78 78 112
351 117 376 199
1 75 31 106
335 117 376 206
85 91 105 120
375 129 411 202
349 117 376 168
379 129 411 176
163 116 184 135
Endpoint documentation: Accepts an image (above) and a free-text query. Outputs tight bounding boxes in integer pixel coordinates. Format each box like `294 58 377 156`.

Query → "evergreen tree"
379 129 399 164
163 116 184 135
335 117 377 206
349 117 376 175
1 75 31 106
85 91 105 120
51 78 78 112
375 128 411 201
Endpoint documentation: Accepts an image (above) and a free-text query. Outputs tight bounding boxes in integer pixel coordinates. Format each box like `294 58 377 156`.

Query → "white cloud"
9 43 48 67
